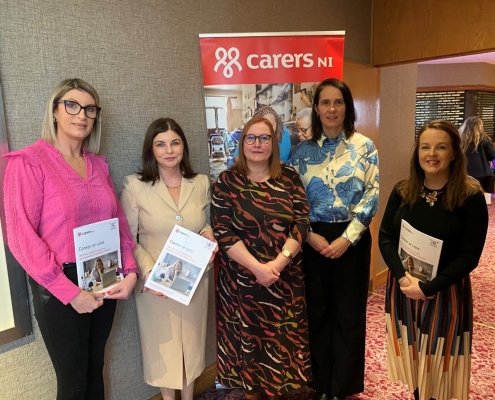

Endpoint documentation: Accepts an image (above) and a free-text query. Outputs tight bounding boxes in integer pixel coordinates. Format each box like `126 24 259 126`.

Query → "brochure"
73 218 122 299
144 225 217 306
398 219 443 282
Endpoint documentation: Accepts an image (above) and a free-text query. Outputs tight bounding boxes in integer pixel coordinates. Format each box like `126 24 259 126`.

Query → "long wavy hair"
231 116 281 179
138 118 197 185
459 116 490 152
398 120 481 210
311 78 357 141
41 78 101 154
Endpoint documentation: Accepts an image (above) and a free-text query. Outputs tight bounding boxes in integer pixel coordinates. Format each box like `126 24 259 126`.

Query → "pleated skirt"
385 271 472 400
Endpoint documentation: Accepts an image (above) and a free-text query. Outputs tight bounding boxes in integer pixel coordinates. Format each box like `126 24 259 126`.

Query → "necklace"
166 184 181 189
420 186 443 206
73 157 84 168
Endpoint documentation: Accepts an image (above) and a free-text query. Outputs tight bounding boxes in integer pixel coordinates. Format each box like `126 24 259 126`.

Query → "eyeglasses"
244 134 272 145
55 100 101 119
294 126 312 137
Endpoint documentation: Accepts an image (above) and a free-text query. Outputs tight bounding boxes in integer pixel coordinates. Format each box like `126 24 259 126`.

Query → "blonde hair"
459 116 490 153
41 78 102 154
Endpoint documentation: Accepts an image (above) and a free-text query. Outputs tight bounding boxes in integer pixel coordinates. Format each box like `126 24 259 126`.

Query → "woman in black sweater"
379 120 488 400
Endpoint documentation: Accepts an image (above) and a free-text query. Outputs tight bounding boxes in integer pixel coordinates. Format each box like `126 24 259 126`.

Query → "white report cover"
145 225 217 306
73 218 122 298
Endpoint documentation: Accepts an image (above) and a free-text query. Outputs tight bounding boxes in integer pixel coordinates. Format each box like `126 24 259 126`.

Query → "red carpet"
196 200 495 399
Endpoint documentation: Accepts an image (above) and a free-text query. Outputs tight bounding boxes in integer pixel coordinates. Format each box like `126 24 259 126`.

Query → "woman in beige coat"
121 118 216 400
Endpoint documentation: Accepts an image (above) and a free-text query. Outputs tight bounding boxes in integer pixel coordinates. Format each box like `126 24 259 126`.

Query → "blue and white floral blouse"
288 132 379 244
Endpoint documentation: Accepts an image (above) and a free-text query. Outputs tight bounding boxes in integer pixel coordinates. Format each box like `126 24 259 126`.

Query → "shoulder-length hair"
311 78 357 141
253 106 284 143
41 78 102 154
398 120 481 210
138 118 197 185
459 116 490 152
231 116 281 179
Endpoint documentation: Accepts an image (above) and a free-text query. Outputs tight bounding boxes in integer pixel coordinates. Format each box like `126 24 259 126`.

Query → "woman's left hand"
201 230 218 263
320 237 351 259
400 272 434 301
105 272 138 299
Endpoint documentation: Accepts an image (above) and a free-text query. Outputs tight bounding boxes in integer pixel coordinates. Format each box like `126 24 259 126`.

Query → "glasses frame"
244 134 272 145
55 100 101 119
295 126 312 137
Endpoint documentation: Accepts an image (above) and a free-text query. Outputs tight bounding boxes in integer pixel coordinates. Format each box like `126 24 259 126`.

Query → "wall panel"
343 62 381 285
373 0 495 66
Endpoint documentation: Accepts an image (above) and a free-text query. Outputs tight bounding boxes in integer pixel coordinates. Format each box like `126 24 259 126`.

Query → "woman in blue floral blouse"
289 78 379 400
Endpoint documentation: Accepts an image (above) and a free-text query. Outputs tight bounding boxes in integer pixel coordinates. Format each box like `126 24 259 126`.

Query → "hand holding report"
144 225 217 306
398 220 443 283
73 218 123 299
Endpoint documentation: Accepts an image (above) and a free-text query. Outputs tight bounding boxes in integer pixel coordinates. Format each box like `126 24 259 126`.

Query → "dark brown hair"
398 120 481 210
311 78 356 141
138 118 197 185
231 116 281 179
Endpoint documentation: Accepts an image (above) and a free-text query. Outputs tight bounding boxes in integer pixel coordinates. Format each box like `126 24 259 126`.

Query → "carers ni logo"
78 230 94 237
212 46 329 79
214 47 242 78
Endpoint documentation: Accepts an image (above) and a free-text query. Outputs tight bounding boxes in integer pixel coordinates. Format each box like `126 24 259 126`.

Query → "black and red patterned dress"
211 166 311 396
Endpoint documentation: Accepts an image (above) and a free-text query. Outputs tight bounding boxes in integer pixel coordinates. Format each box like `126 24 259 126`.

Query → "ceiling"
419 52 495 65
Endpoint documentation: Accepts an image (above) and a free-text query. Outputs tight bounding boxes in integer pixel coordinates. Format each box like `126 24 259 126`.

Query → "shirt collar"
317 131 347 147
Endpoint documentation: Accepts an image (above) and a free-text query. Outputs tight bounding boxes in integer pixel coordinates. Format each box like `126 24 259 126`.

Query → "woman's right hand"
253 263 280 287
398 276 411 287
307 232 330 252
70 290 103 313
141 271 168 299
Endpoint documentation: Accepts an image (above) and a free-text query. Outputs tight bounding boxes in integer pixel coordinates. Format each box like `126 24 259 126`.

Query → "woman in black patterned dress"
211 116 311 400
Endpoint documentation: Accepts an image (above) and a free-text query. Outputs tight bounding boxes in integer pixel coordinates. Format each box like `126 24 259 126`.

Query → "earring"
53 117 57 123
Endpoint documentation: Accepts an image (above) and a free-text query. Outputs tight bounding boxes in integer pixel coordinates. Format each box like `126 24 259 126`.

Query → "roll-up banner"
199 31 345 180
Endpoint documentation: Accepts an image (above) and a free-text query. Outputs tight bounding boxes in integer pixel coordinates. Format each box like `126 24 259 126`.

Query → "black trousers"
29 266 116 400
304 222 371 398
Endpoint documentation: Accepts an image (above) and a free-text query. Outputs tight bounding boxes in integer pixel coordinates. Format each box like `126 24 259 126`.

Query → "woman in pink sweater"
3 78 138 400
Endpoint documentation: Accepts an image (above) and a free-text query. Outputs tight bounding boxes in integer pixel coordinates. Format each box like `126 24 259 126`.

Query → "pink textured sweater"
3 139 138 304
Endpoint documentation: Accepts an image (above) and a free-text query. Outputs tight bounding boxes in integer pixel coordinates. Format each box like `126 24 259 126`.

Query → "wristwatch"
281 247 292 259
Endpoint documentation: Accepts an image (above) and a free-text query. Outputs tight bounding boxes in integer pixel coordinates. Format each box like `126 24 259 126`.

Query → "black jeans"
29 265 116 400
304 222 371 398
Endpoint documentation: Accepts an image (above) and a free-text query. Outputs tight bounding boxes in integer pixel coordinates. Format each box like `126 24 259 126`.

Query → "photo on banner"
199 31 345 181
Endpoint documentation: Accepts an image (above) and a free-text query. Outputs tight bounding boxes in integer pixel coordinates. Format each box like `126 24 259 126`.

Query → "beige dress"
121 173 212 388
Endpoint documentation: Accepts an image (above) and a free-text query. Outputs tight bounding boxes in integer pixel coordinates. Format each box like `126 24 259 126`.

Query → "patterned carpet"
195 199 495 400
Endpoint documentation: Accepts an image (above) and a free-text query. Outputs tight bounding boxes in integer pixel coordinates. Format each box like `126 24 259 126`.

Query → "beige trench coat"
121 173 212 388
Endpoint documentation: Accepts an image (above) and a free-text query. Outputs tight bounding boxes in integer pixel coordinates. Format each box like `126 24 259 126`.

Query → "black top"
465 139 495 177
379 183 488 297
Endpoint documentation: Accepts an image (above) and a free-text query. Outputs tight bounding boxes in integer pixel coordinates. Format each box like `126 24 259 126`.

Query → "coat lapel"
152 177 195 213
152 179 179 212
178 178 194 211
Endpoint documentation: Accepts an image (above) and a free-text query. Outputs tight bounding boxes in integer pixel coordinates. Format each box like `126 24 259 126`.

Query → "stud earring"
53 117 57 123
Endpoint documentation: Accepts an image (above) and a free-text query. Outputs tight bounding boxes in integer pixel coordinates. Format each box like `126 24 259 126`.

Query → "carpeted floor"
195 199 495 400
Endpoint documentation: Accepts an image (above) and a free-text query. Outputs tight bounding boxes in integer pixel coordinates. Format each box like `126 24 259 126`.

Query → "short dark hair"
138 118 197 185
311 78 357 141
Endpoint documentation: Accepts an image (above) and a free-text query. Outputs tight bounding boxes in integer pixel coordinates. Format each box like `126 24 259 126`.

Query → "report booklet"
398 219 443 282
73 218 123 299
144 225 217 306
